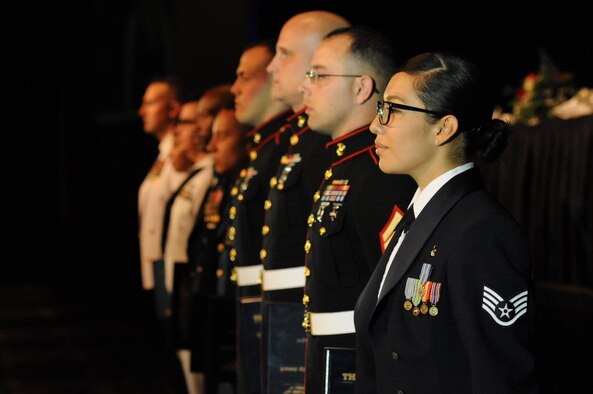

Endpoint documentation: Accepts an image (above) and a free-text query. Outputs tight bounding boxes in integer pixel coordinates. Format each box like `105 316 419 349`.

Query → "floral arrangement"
511 51 577 125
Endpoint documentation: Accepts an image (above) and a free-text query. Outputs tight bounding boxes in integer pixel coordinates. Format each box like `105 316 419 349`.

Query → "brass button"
260 249 267 261
305 267 311 277
269 177 277 188
253 133 261 143
319 227 326 236
217 243 224 253
336 142 346 156
238 194 244 201
302 294 309 306
304 240 311 253
307 214 315 227
297 115 306 128
231 187 238 196
229 206 236 219
277 183 284 190
230 248 237 261
264 200 272 210
216 269 224 278
250 150 257 161
290 134 299 146
240 169 247 177
325 169 332 180
230 267 237 282
262 225 270 235
313 191 320 202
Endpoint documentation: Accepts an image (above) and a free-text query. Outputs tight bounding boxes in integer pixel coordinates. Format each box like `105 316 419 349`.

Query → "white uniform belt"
310 310 355 336
262 266 306 291
236 264 262 287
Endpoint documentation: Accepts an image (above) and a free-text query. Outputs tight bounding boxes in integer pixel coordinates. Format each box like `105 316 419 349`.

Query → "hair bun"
475 118 511 162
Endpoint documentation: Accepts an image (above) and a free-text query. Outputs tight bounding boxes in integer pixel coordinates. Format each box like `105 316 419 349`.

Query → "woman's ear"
354 75 376 105
434 115 459 145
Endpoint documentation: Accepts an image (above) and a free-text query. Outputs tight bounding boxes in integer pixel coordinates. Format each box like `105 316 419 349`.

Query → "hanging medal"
403 277 416 311
429 282 441 316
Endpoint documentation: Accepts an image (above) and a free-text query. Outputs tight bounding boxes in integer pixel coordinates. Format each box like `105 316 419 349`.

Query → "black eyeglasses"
376 100 446 125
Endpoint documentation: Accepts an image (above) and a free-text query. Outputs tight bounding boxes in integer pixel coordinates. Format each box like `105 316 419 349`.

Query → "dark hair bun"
475 118 511 162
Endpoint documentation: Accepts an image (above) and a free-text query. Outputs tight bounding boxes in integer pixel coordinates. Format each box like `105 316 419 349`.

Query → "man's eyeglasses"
305 70 363 83
305 70 380 93
175 118 196 126
376 100 447 125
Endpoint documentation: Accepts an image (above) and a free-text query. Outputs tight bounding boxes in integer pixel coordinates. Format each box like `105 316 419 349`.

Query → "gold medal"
429 305 439 316
412 306 420 316
403 300 412 310
420 303 428 314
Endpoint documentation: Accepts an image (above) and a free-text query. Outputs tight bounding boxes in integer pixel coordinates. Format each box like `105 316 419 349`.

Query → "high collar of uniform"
325 124 374 162
247 109 292 145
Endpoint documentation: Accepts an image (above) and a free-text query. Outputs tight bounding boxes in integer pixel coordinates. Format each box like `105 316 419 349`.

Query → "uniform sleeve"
447 210 537 393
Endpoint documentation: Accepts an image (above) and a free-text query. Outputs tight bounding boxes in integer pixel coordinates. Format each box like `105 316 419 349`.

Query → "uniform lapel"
371 169 483 320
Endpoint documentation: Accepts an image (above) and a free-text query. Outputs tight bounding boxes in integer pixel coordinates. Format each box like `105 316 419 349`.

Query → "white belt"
262 266 306 291
310 310 355 336
236 264 263 287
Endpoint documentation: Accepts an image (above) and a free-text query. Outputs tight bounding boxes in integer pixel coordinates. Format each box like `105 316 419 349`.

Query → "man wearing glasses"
298 26 416 393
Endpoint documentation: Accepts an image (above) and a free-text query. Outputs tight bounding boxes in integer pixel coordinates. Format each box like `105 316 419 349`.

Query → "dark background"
10 1 592 391
30 0 593 293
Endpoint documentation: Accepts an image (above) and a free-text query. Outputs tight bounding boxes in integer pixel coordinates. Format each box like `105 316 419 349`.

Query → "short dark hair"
244 38 276 57
325 26 397 94
201 84 235 115
149 75 183 101
402 52 510 162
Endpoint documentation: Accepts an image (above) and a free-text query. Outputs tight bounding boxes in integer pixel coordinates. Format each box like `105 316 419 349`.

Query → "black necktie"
402 204 415 233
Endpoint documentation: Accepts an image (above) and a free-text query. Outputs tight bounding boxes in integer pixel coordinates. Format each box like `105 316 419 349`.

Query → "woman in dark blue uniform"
354 52 538 394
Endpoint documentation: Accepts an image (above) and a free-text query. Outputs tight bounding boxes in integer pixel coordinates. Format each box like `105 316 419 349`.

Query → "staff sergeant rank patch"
482 285 528 326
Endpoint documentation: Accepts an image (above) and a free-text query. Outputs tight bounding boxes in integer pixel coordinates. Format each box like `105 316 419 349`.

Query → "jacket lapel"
371 169 483 320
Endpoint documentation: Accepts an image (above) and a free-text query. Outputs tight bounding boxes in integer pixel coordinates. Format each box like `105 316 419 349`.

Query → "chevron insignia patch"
482 285 528 326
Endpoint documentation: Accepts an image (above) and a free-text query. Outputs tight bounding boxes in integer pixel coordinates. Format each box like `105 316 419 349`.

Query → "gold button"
228 226 236 240
304 240 311 253
250 150 257 161
238 194 244 201
307 214 315 227
229 206 236 219
325 169 332 180
217 243 224 253
290 134 299 146
279 125 288 133
240 169 247 177
264 200 272 210
336 143 346 156
305 267 311 277
230 248 237 261
216 269 224 278
302 312 311 331
231 187 238 196
269 177 278 188
262 225 270 235
280 155 289 164
319 227 326 236
302 294 310 306
313 191 320 202
277 183 284 190
253 133 261 143
297 115 306 128
230 267 238 282
260 249 267 261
